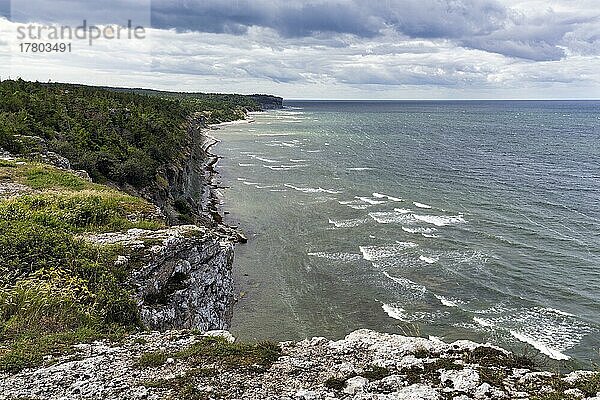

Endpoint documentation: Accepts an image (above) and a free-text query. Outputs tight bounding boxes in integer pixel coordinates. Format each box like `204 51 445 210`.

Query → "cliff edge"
1 329 598 400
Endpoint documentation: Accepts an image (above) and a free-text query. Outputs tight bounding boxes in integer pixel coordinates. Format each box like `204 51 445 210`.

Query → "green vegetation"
136 335 280 372
527 372 600 400
135 350 169 368
175 335 281 371
138 336 280 399
0 161 164 371
0 79 276 188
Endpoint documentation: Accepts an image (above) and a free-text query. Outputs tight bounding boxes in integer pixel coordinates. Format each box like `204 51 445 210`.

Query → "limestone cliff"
85 225 235 332
1 329 598 400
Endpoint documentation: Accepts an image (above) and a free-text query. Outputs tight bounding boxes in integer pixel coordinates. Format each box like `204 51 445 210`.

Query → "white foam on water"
509 331 570 360
256 185 277 189
307 252 363 262
355 196 386 205
236 177 247 181
238 163 255 167
347 204 370 210
473 317 495 327
382 271 427 294
369 211 415 224
382 303 409 321
394 208 413 214
289 159 307 162
252 156 279 163
413 202 432 209
328 218 369 228
402 226 437 234
435 294 459 307
373 193 403 202
413 214 466 227
269 189 287 192
472 307 592 361
284 184 342 194
360 242 418 261
264 164 308 171
422 233 439 238
346 167 372 171
256 133 291 136
243 181 259 186
419 255 439 264
305 150 321 153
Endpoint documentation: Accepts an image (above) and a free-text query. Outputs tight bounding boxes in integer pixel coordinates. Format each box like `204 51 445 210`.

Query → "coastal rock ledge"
86 225 235 331
1 329 598 400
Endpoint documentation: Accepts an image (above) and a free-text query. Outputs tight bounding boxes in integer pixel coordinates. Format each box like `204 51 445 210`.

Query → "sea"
211 100 600 366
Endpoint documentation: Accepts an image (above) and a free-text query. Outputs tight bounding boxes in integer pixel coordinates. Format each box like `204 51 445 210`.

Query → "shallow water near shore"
212 100 600 365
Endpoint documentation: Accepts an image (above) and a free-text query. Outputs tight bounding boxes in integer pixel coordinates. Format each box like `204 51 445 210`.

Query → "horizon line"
285 98 600 101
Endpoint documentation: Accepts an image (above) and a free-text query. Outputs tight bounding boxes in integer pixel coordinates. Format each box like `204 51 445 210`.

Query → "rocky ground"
1 329 598 400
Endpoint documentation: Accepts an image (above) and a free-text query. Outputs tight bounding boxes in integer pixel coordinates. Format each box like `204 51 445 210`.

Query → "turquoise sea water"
212 101 600 365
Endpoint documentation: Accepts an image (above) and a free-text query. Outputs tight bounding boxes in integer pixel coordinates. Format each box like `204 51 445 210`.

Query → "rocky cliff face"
1 329 598 400
129 116 219 227
86 225 235 332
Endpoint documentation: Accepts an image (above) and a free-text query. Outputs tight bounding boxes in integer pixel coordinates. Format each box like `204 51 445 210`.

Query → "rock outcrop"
86 225 235 331
1 329 598 400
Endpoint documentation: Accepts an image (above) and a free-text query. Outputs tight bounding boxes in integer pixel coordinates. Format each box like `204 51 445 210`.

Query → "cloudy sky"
0 0 599 99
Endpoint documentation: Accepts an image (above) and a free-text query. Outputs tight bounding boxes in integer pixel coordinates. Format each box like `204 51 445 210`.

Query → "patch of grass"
478 366 507 387
142 368 222 400
524 372 600 400
135 351 169 368
403 357 463 386
413 347 431 359
463 346 536 370
175 336 281 371
0 161 95 191
0 325 128 372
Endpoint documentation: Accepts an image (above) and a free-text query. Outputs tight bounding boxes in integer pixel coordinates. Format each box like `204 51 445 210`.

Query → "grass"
527 372 600 400
0 325 128 372
135 336 281 372
0 160 166 371
136 350 169 368
137 338 280 399
463 345 537 370
175 336 281 371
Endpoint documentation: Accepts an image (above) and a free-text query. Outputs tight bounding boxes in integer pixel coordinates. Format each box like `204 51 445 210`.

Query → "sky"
0 0 599 99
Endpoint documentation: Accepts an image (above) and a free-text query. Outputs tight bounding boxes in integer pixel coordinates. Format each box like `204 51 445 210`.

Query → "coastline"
2 85 599 399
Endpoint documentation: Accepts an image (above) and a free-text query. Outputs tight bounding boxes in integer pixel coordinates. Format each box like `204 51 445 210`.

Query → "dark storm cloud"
149 0 586 61
3 0 598 63
150 0 507 39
